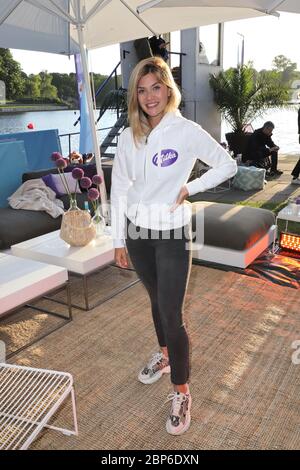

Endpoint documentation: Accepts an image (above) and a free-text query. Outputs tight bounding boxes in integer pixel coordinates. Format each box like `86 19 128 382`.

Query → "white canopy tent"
0 0 273 209
0 1 270 54
137 1 300 16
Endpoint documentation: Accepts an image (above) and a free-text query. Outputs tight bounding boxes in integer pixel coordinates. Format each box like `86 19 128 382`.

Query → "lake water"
0 109 117 156
0 107 299 156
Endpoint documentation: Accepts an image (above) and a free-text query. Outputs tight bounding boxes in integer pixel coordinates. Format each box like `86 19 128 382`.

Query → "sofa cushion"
0 207 61 250
192 202 275 251
232 166 266 191
22 163 112 196
22 167 59 182
43 173 82 197
41 173 58 194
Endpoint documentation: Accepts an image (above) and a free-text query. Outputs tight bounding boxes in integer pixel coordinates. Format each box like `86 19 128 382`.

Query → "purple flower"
92 174 102 186
56 158 67 169
88 188 100 201
80 176 92 189
72 167 84 180
51 152 62 161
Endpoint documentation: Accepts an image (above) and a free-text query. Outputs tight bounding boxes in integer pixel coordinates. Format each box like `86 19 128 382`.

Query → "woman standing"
111 57 237 436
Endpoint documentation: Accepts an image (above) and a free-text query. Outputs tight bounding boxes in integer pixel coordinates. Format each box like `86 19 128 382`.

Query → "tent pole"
76 24 108 218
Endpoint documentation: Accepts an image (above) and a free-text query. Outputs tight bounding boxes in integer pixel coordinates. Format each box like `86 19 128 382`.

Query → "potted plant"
209 65 289 156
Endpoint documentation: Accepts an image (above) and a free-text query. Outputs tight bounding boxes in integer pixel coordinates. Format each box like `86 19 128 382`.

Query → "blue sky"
11 13 300 75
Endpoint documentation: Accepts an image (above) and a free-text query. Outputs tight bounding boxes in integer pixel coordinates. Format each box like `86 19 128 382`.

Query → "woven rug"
193 250 300 290
10 265 300 450
0 265 138 358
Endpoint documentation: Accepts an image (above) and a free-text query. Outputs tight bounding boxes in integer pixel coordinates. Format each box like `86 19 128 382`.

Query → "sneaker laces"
165 392 187 418
147 352 163 367
141 352 165 375
147 352 167 369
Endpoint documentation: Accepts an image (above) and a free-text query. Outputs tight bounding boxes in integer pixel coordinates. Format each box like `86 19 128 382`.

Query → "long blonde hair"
127 56 181 144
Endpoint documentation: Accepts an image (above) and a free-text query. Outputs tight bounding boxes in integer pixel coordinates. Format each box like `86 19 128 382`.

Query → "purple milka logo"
152 149 178 167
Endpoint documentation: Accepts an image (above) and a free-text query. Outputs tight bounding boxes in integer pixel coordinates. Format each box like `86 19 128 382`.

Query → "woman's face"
137 72 170 128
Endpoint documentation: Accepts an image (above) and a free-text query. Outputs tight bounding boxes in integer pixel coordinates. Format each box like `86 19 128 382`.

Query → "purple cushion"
42 173 81 197
42 174 58 194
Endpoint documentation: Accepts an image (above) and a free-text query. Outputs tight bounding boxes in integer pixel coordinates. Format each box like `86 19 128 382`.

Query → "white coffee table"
11 230 139 311
0 254 71 358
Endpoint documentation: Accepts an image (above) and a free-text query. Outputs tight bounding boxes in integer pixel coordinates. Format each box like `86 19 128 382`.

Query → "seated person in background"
244 121 282 177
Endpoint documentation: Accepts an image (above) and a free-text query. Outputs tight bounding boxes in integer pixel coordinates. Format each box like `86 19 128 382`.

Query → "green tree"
24 74 41 98
0 48 25 99
51 73 77 103
272 54 297 85
272 54 296 72
39 71 58 99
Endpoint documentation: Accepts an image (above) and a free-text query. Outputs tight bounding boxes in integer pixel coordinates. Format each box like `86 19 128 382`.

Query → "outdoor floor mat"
11 264 300 450
192 250 300 290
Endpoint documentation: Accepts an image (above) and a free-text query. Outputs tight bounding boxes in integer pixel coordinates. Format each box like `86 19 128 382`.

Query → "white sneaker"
166 392 191 436
138 352 170 384
291 178 300 185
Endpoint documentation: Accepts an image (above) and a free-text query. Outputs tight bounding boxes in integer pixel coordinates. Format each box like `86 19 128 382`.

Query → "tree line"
0 47 299 108
0 48 119 107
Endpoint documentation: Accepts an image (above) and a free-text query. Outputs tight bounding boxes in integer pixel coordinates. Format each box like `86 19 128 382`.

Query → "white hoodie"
111 111 237 248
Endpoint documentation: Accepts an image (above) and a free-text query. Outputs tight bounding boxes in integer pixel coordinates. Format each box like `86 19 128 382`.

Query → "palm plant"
209 65 289 135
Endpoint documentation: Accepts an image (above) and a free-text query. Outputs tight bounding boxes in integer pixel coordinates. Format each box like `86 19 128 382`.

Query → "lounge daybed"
192 202 276 269
0 164 112 250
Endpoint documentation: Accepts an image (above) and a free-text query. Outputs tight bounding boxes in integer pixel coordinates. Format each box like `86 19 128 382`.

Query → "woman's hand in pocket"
115 247 129 269
170 186 189 212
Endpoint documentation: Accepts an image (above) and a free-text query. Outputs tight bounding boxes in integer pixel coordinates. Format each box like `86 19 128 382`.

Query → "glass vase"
68 198 79 211
92 207 105 237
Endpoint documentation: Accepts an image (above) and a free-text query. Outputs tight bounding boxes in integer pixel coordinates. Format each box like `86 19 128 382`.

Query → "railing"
59 125 114 155
96 56 129 124
168 51 186 89
73 55 127 128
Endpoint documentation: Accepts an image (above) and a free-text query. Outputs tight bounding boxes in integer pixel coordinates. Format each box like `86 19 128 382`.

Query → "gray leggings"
126 219 192 385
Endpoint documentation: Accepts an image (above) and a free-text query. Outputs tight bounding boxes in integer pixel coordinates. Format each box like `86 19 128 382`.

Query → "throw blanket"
8 179 64 218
